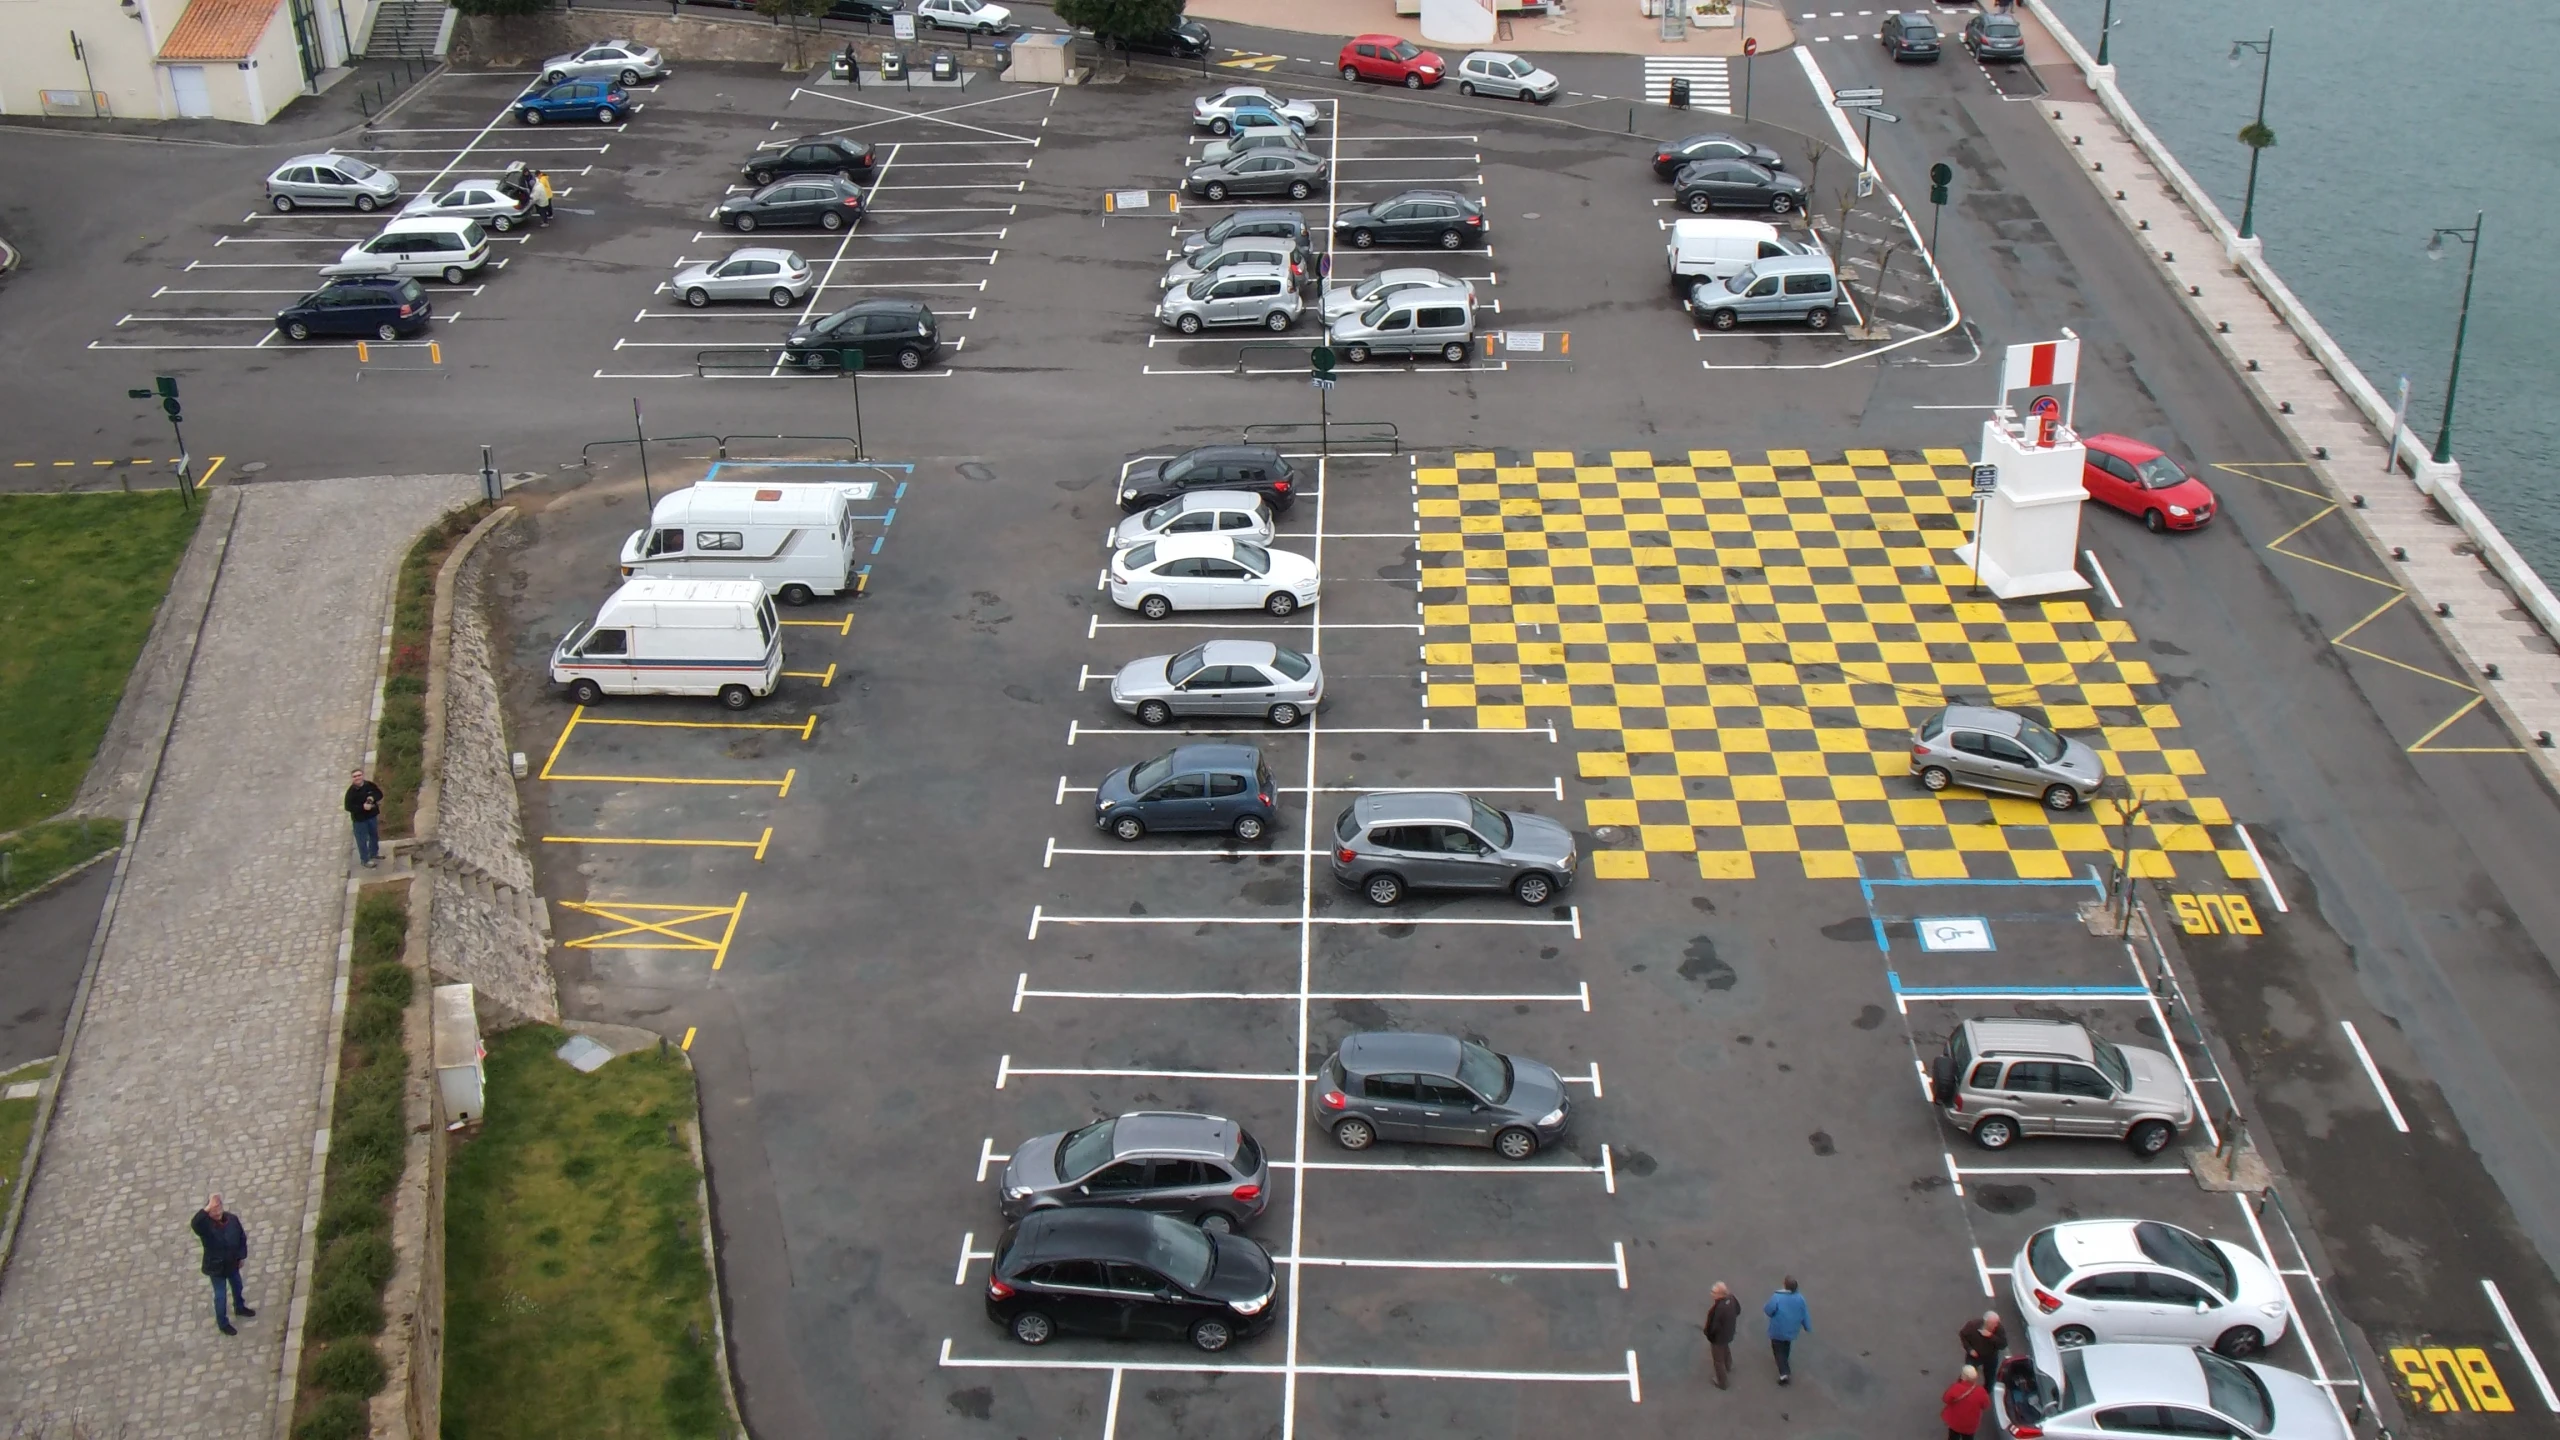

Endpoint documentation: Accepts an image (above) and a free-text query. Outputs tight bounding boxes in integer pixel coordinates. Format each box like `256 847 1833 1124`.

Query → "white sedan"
2013 1219 2293 1357
1110 534 1319 619
1193 86 1324 133
538 38 666 85
1323 267 1475 322
400 180 531 231
1996 1340 2347 1440
915 0 1010 32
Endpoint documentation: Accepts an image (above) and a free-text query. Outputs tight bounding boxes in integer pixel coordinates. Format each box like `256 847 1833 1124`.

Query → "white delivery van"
551 577 782 710
617 480 871 604
1665 218 1818 292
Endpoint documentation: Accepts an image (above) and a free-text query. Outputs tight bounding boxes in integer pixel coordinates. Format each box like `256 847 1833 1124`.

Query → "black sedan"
827 0 903 19
1114 18 1212 56
1332 189 1488 249
741 136 877 187
1673 158 1806 215
274 277 432 342
712 175 865 232
986 1209 1279 1353
1964 11 2026 60
1184 150 1328 203
1650 131 1783 180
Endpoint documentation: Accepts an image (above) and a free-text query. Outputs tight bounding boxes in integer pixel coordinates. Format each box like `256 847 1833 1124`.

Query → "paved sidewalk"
0 475 473 1436
1186 0 1796 56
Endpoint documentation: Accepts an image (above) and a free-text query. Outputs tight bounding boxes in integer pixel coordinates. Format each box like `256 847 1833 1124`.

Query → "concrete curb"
0 845 118 917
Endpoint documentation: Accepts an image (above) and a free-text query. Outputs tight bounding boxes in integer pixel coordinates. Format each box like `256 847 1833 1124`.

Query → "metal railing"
577 432 864 469
691 347 838 378
1241 420 1400 454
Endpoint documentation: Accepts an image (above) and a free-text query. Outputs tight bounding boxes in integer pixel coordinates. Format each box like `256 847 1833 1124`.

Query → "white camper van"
617 480 870 604
550 577 783 710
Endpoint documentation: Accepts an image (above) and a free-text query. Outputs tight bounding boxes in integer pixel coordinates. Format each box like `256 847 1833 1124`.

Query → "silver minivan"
1157 263 1302 334
265 153 400 213
1684 251 1842 331
1327 284 1474 364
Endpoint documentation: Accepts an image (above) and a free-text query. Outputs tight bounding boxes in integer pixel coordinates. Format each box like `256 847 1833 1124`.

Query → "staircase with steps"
410 838 560 1027
363 0 450 58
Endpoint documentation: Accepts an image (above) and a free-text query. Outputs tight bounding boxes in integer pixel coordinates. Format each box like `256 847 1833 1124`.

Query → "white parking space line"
2483 1279 2560 1411
1287 1242 1626 1290
2233 822 2287 912
953 1231 994 1283
2082 549 2122 607
936 1336 1643 1396
1010 973 1591 1009
2337 1021 2410 1133
1972 1247 1999 1297
974 1137 1008 1182
1282 1148 1614 1193
995 1056 1306 1088
1025 908 1582 939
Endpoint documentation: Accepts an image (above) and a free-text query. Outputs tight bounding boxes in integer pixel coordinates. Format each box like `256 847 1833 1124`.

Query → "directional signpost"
1311 347 1336 453
1930 161 1953 252
1969 462 1999 596
125 376 191 506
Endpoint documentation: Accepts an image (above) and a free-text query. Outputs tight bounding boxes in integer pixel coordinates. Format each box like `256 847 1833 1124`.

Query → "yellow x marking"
558 893 749 970
1218 52 1286 70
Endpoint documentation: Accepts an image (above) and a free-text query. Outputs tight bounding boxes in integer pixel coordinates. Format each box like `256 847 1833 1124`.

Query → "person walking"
1959 1310 2008 1376
1942 1364 1994 1439
531 167 556 225
190 1194 254 1335
1701 1281 1742 1389
344 767 384 868
1764 1275 1811 1384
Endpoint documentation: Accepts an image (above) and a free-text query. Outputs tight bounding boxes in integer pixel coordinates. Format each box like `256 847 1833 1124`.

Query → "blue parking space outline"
1851 864 2148 996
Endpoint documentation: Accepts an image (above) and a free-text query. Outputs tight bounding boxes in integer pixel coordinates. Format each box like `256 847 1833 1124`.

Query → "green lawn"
0 494 200 832
443 1028 734 1440
0 816 124 906
0 1059 52 1213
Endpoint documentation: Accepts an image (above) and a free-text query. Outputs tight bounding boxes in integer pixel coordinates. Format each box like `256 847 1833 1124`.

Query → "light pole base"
2415 455 2461 496
2224 234 2263 266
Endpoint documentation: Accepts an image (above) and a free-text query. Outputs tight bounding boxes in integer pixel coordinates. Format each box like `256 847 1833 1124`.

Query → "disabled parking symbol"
1916 917 1993 952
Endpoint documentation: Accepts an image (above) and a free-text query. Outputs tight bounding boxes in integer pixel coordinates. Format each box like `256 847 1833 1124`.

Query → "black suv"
1118 444 1298 513
1334 189 1488 250
1649 131 1784 180
741 135 878 186
715 174 866 232
1882 11 1941 60
783 297 939 370
1114 17 1212 56
275 277 432 341
1673 158 1808 215
1180 207 1311 259
986 1208 1279 1352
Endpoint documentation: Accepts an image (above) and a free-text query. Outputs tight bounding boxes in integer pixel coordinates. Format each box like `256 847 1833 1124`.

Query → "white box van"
1665 217 1816 292
551 578 782 710
321 215 491 285
617 480 872 604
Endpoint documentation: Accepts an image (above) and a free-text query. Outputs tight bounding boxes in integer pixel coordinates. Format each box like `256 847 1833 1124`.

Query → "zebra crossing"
1641 56 1732 110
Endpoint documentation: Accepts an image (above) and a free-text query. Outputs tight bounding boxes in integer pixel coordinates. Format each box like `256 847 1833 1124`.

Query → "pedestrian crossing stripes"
1642 57 1732 111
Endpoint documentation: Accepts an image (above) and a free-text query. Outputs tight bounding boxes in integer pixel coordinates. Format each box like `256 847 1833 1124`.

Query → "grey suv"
1157 263 1303 334
1000 1112 1271 1232
1316 1032 1570 1159
1930 1018 2194 1156
1911 704 2105 810
1330 791 1577 905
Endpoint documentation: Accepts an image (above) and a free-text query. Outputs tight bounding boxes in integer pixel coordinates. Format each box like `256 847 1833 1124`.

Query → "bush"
347 991 407 1050
366 959 415 1009
310 1274 385 1341
317 1187 387 1243
293 1393 369 1440
324 1231 399 1293
313 1339 388 1397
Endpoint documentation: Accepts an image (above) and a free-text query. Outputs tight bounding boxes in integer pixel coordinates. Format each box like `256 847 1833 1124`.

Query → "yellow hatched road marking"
541 827 775 862
780 613 854 634
781 663 838 687
559 892 750 970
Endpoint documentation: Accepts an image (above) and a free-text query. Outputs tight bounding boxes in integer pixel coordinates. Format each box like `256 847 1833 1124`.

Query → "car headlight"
1536 1107 1565 1127
1121 489 1140 501
2168 505 2191 516
1230 1290 1272 1316
1002 1186 1033 1201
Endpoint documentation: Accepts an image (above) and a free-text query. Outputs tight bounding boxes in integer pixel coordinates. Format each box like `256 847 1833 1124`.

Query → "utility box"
1005 31 1071 83
433 984 486 1125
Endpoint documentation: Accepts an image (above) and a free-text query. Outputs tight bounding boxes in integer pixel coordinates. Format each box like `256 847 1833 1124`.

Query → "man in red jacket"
1942 1363 1993 1439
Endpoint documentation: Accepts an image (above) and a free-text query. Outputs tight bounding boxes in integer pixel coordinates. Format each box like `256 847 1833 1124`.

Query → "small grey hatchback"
1910 704 2105 810
1330 791 1577 906
1315 1032 1570 1159
999 1111 1271 1232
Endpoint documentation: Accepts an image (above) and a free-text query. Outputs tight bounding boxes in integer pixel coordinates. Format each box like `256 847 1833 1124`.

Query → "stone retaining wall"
451 7 1011 70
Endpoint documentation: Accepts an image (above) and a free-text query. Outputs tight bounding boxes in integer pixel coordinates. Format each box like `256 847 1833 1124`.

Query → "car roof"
1158 489 1266 513
1198 261 1295 281
1384 189 1475 207
1176 443 1286 463
1219 208 1306 224
1203 236 1300 254
1464 49 1522 62
2075 1345 2211 1409
1164 742 1262 771
1677 131 1746 146
1145 532 1263 560
1351 790 1473 826
2084 432 2165 462
1111 1111 1241 1159
1191 639 1282 668
1964 1016 2097 1063
1940 704 2024 735
832 296 928 315
1351 32 1413 43
379 215 481 235
1012 1206 1177 1261
1340 1031 1463 1074
318 274 414 289
2046 1220 2151 1272
1361 267 1453 285
1371 283 1474 306
719 247 804 265
774 134 858 148
1741 251 1834 274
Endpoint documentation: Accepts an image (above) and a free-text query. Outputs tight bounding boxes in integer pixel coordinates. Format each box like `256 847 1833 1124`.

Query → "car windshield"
1388 40 1422 60
1057 1118 1115 1180
1469 797 1513 848
1455 1041 1511 1102
1204 216 1239 243
1141 499 1185 528
2026 1228 2070 1287
1186 276 1216 300
337 158 381 180
1353 274 1401 300
2135 1222 2235 1296
1161 454 1197 483
1728 264 1760 290
1269 647 1312 681
1149 1219 1217 1289
1128 753 1176 793
1119 541 1156 571
2134 454 2190 490
1359 297 1395 327
1168 646 1209 685
1504 58 1533 75
1984 16 2019 34
2197 1350 2274 1433
2015 715 2069 763
1232 540 1272 575
2090 1036 2134 1092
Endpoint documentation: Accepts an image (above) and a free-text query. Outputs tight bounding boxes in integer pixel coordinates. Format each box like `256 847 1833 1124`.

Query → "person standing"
190 1194 254 1335
531 168 556 225
1959 1310 2008 1375
1701 1281 1742 1389
344 768 384 868
1942 1364 1993 1439
1764 1275 1811 1384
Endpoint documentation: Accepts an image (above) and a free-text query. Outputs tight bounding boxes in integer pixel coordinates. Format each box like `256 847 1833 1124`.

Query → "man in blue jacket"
1765 1275 1810 1384
190 1194 255 1335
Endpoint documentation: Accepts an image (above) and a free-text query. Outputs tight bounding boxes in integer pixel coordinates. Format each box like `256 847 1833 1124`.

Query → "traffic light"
1929 161 1953 207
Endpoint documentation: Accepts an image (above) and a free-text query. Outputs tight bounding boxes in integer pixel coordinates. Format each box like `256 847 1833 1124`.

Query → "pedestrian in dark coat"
1943 1364 1994 1439
1959 1310 2008 1374
344 768 384 867
190 1194 254 1335
1764 1275 1811 1384
1701 1281 1741 1389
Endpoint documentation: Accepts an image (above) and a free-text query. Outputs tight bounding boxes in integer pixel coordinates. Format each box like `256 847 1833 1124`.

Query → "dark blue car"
516 78 627 125
1094 744 1277 841
274 277 432 342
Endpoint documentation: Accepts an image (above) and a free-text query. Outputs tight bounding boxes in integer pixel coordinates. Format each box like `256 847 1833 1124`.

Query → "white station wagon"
1109 534 1320 619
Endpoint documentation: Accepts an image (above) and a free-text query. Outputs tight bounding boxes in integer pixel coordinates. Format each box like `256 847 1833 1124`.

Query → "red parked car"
2079 433 2216 532
1339 34 1445 87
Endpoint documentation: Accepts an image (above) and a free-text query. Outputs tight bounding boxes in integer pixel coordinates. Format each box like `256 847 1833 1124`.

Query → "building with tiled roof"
0 0 370 124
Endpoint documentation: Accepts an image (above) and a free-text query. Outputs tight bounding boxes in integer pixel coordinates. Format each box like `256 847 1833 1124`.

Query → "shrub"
292 1393 368 1440
313 1339 388 1397
317 1188 387 1243
310 1274 385 1341
324 1231 399 1293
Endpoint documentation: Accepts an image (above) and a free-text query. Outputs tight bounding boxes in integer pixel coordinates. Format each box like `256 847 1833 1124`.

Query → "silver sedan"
400 180 531 231
1323 267 1475 321
1455 50 1559 101
670 248 815 308
265 153 399 213
539 39 667 85
1111 639 1324 727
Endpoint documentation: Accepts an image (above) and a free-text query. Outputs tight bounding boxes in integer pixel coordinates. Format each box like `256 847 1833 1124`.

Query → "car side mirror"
1077 1185 1090 1195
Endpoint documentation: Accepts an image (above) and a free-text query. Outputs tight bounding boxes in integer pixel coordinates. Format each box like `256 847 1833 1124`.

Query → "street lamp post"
2229 29 2275 240
2424 212 2483 467
2096 0 2114 66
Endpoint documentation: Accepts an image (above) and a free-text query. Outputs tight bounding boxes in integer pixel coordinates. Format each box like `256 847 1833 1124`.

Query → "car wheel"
1514 872 1553 906
1233 814 1267 842
442 266 466 285
1438 229 1462 249
1190 1318 1234 1353
1520 88 1538 103
1010 1311 1054 1346
376 323 399 341
1771 194 1796 214
490 214 514 232
1197 1212 1234 1235
1340 64 1359 81
1441 341 1467 364
1343 342 1372 364
1686 192 1712 214
1919 765 1953 792
1332 1117 1375 1150
569 678 604 706
1404 72 1423 89
770 287 796 307
597 107 617 123
2214 1326 2267 1359
2054 1325 2094 1349
897 347 923 370
1459 80 1475 95
1805 307 1832 330
2145 507 2167 533
1363 873 1404 906
522 108 542 124
272 194 296 213
778 583 815 606
821 210 845 230
1136 699 1173 727
686 286 712 307
544 69 567 84
1264 591 1297 617
1494 1127 1538 1160
620 69 640 86
1711 308 1739 331
719 684 753 711
1288 180 1312 201
285 321 312 341
1177 313 1204 335
1266 702 1300 727
1139 594 1173 620
2043 784 2081 812
1204 181 1229 202
1211 117 1232 135
1971 1115 2017 1149
2127 1119 2176 1157
1112 813 1147 842
354 194 379 213
752 168 774 185
735 213 757 232
1348 228 1375 249
1268 309 1300 332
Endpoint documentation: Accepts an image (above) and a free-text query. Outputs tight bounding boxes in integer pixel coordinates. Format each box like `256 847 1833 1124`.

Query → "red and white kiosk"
1952 333 2094 600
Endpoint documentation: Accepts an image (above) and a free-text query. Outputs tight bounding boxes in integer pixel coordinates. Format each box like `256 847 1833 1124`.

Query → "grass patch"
0 816 124 906
0 493 200 832
293 885 415 1435
0 1058 54 1214
376 505 488 839
443 1027 733 1440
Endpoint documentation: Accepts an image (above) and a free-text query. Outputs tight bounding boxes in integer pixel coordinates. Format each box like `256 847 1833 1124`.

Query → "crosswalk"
1641 56 1732 111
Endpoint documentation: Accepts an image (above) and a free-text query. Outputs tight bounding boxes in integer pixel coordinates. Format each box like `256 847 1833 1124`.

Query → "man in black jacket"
190 1194 254 1335
1702 1280 1742 1389
344 768 384 868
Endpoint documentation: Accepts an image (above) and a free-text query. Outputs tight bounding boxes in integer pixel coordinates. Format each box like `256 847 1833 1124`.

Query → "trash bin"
1669 74 1690 108
879 48 907 80
991 37 1011 71
930 49 958 81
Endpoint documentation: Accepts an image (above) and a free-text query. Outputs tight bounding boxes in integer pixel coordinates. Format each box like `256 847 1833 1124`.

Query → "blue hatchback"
516 78 627 124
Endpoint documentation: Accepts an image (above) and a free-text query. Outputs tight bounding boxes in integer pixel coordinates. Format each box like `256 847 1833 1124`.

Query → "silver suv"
1930 1018 2194 1156
1000 1111 1271 1232
1330 791 1577 906
1157 263 1303 334
1911 704 2105 811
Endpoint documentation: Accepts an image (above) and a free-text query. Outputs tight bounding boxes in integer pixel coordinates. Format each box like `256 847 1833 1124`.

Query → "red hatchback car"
2080 433 2216 532
1340 34 1445 87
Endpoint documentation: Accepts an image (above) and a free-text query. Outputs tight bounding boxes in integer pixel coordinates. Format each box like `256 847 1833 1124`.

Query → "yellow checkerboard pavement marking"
1417 449 2257 883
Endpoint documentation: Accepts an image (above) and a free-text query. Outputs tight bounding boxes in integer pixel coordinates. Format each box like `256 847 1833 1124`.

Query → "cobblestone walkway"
0 476 474 1436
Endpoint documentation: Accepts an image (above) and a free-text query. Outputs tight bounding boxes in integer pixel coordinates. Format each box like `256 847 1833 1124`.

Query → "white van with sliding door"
1665 217 1817 293
551 578 782 710
618 480 869 604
